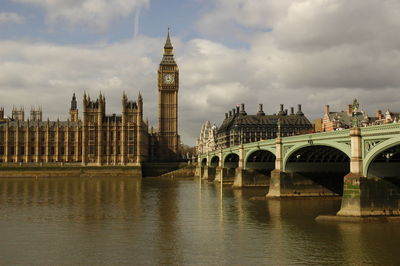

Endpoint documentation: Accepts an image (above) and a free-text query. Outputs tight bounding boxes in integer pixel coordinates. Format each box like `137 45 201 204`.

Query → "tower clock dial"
163 73 174 84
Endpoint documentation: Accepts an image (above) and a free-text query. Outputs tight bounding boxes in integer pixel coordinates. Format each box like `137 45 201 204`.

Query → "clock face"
163 73 174 84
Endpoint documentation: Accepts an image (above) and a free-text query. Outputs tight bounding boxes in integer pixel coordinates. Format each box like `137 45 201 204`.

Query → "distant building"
322 99 399 132
196 121 218 154
216 103 313 149
374 109 400 125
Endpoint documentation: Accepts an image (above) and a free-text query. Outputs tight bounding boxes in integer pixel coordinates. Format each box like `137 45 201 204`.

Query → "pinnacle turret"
71 93 77 110
163 28 174 56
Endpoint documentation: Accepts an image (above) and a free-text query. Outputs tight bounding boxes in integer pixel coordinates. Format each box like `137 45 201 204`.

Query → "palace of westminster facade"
0 32 180 165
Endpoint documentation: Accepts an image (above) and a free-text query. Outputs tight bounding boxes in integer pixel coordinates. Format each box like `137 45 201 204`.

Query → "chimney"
290 107 294 115
285 109 288 115
229 111 232 117
325 105 330 115
240 104 247 115
257 104 265 116
236 106 240 114
232 108 236 116
376 110 383 119
347 104 353 115
278 104 285 116
225 113 228 119
296 104 304 115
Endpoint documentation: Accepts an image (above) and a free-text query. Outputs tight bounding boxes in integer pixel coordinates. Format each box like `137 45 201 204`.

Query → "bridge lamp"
385 152 394 159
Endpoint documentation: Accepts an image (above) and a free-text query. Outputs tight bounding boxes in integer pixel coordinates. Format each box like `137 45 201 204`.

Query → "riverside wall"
0 164 143 178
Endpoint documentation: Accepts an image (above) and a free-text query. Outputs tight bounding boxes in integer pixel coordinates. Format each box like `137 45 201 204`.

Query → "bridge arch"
364 138 400 176
284 144 350 195
201 157 207 167
210 155 220 168
244 149 276 170
223 153 239 169
282 142 351 171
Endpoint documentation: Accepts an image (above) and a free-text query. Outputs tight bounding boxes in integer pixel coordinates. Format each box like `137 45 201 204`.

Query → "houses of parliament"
0 31 180 165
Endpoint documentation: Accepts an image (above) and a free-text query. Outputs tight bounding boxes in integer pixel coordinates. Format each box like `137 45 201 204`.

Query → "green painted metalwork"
198 123 400 173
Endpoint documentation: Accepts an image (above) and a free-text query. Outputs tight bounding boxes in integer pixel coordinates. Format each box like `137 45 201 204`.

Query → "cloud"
13 0 149 31
196 0 400 96
0 37 160 123
0 12 25 24
3 0 400 145
178 0 400 143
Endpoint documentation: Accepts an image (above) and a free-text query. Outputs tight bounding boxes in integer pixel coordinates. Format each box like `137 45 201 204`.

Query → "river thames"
0 177 399 265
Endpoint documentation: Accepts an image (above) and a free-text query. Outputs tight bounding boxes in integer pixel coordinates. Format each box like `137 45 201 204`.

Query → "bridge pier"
337 128 400 216
267 169 339 197
233 168 270 188
214 166 223 182
338 174 400 216
201 166 217 181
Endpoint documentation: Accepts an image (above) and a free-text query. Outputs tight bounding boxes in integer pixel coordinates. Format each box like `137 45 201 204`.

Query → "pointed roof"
164 27 173 49
160 28 177 65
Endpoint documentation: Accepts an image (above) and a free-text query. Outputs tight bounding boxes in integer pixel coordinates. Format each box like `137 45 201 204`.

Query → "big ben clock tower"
157 29 180 161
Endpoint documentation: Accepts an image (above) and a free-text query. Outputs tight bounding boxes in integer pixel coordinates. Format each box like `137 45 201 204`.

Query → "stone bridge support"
214 150 223 183
232 145 248 187
337 128 400 216
201 154 212 181
195 157 203 178
337 128 364 216
266 137 286 197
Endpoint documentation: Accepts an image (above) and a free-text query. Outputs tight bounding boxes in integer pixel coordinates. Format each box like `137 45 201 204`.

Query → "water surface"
0 177 399 265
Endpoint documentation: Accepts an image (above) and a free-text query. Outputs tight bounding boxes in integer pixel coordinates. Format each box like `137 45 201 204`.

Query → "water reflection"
0 177 142 224
0 177 400 265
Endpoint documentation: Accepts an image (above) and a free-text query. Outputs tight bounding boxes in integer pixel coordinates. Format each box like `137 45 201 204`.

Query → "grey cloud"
3 0 400 146
0 12 24 24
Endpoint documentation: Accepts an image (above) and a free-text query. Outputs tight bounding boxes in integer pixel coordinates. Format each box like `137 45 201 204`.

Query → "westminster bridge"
197 123 400 217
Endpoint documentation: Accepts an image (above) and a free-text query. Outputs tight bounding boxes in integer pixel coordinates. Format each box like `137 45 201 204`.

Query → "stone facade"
0 31 181 165
0 92 148 165
216 103 313 149
196 121 218 154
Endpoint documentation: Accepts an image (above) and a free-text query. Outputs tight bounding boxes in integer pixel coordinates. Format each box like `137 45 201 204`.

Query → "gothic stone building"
196 121 218 155
216 103 313 149
0 31 180 165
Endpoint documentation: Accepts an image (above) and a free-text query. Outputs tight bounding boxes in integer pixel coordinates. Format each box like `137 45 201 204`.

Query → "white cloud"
183 0 400 142
0 12 24 24
3 0 400 145
13 0 149 31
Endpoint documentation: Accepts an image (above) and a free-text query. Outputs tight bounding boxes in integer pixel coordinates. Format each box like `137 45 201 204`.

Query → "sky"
1 0 400 145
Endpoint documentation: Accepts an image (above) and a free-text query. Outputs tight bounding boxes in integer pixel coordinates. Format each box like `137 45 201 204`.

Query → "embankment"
0 165 142 178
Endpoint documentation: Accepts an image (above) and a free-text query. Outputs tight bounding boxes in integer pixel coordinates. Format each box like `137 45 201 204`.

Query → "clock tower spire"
157 28 180 161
